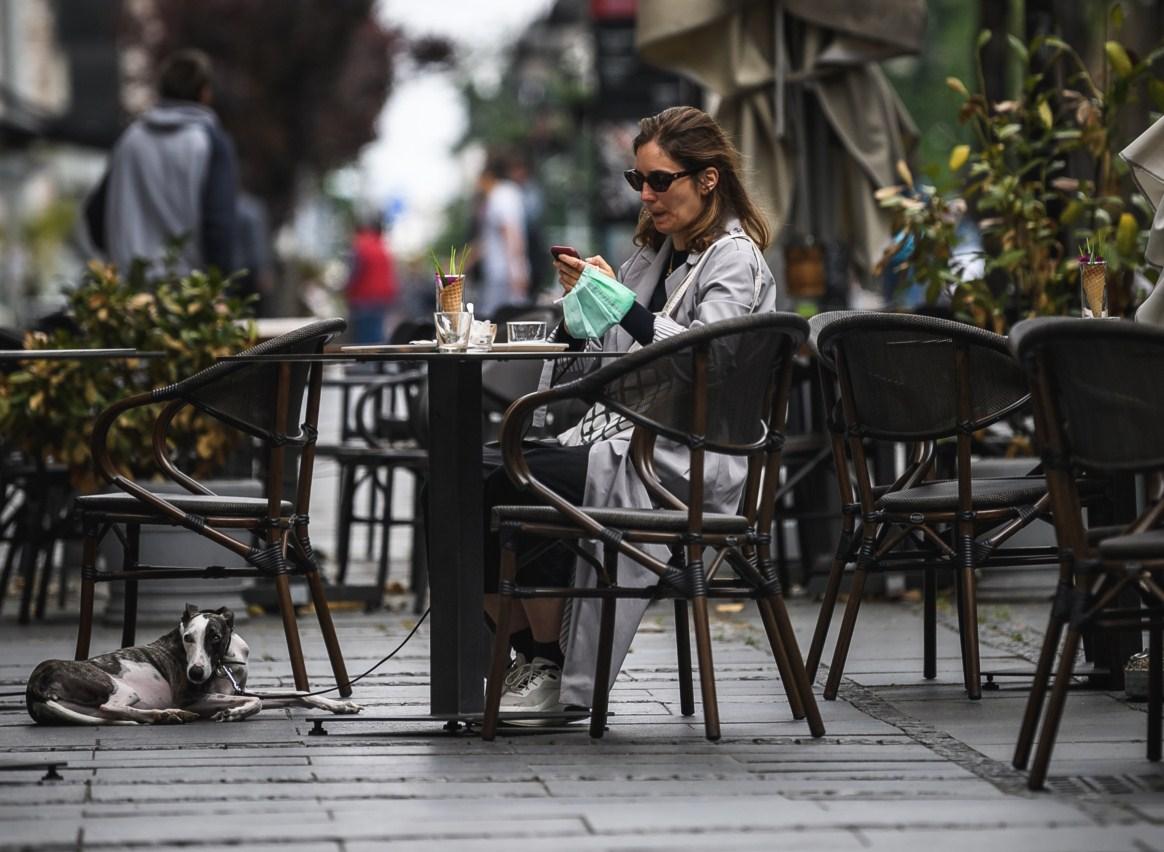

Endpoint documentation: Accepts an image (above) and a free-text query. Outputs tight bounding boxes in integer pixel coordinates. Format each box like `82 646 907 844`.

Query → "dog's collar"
217 661 245 696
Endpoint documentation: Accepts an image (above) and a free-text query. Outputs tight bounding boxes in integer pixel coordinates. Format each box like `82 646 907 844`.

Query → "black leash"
218 607 430 698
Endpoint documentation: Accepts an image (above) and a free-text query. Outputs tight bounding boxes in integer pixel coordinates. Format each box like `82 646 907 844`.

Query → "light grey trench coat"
549 219 781 707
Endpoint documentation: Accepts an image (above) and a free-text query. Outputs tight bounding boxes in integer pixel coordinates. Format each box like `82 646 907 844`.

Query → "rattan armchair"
812 311 1057 701
73 318 351 695
1010 317 1163 790
480 312 825 741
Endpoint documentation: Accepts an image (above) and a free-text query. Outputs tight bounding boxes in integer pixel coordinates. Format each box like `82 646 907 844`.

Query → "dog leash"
214 607 430 698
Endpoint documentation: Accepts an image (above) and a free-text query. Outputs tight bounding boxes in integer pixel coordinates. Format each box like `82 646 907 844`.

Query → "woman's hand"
554 254 616 293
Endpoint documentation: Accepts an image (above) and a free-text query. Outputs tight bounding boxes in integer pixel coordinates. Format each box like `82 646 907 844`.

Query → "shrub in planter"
878 17 1164 331
0 260 257 492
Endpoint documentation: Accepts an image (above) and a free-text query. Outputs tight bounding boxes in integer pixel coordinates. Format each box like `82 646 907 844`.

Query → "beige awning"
637 0 923 283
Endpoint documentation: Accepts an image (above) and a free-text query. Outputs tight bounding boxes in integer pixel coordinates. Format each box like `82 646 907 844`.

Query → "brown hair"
631 106 771 252
158 49 213 102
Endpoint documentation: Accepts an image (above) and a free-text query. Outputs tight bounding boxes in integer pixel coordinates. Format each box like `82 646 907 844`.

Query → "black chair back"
816 312 1028 441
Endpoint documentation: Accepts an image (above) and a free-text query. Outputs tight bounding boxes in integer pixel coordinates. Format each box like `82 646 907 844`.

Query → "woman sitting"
481 105 785 720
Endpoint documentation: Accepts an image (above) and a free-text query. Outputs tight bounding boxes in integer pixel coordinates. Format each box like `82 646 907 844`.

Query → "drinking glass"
434 311 472 351
506 320 547 343
1080 261 1108 318
467 319 497 352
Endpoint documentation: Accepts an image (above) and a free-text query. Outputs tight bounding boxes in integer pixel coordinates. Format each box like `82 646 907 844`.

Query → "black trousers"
480 443 590 593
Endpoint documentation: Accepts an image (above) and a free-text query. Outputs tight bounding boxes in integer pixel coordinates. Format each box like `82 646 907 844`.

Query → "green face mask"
562 265 637 339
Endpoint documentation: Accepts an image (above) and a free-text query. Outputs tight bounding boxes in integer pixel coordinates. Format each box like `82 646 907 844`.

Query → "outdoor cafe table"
0 349 165 624
221 347 616 726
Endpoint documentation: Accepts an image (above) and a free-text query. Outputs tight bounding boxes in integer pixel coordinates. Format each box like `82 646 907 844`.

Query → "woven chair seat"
878 477 1046 513
1098 529 1164 561
76 492 292 517
316 443 427 465
492 504 750 534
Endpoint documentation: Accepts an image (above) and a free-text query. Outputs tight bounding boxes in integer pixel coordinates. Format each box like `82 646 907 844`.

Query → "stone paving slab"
1 595 1161 850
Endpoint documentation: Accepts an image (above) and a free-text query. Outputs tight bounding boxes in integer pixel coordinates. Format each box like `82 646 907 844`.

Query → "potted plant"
0 259 258 621
877 14 1164 331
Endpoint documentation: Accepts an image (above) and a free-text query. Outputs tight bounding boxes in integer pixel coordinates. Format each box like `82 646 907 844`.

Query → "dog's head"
179 604 235 685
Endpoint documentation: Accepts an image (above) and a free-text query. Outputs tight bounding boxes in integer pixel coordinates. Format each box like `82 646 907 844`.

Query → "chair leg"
121 524 140 649
17 509 40 625
1148 621 1161 762
689 593 720 741
674 600 696 717
766 594 826 738
374 466 395 607
1028 626 1082 790
306 565 352 696
0 529 19 614
757 596 805 720
482 531 518 741
923 565 937 680
1014 583 1070 770
335 464 356 584
273 571 309 691
589 546 618 739
75 530 98 660
34 533 55 621
823 565 867 700
806 517 853 681
959 554 982 700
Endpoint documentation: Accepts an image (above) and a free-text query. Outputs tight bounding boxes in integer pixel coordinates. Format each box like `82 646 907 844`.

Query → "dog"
26 605 361 724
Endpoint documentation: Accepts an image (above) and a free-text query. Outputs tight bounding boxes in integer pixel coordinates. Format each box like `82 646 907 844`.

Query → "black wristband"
619 302 655 346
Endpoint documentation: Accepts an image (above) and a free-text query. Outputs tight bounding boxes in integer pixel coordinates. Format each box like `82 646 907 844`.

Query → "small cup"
506 320 547 343
467 319 497 352
434 311 473 351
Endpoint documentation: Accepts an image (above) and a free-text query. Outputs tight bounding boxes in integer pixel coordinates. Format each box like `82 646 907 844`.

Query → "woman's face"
633 140 707 249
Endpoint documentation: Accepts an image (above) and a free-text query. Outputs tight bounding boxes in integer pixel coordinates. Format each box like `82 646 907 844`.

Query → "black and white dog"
26 605 361 724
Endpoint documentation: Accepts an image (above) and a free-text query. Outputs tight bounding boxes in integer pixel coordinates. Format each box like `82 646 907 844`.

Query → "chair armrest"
354 371 426 449
631 427 687 511
153 399 215 496
497 383 673 578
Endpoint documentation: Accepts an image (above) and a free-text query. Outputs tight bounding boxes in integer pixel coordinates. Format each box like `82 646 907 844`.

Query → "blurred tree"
122 0 449 229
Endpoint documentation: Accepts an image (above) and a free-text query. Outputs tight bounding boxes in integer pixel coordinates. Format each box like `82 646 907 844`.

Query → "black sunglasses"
623 168 697 193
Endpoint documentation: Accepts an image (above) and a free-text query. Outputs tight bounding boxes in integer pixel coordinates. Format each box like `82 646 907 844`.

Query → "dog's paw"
333 700 363 715
153 709 198 724
212 707 250 722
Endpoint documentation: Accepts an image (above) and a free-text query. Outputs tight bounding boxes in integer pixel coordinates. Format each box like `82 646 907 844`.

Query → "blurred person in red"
345 211 399 343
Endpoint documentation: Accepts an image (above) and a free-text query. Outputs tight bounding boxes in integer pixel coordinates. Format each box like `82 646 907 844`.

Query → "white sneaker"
502 653 531 694
499 656 564 723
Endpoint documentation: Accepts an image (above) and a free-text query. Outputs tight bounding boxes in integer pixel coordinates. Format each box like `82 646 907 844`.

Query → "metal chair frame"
1010 317 1164 790
478 313 825 741
73 319 351 696
812 312 1059 701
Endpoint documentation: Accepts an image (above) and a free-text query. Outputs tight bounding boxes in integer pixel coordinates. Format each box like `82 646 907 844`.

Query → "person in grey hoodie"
85 49 238 278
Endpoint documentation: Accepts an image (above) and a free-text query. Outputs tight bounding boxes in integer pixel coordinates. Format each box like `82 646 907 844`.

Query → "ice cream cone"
436 274 464 313
1081 262 1106 316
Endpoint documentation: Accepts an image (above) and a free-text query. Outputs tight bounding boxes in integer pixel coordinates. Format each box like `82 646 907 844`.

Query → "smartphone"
550 245 581 260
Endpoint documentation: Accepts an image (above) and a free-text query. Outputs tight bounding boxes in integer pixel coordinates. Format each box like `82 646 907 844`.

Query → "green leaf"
977 29 993 51
1110 3 1125 31
1105 41 1134 78
1007 33 1029 65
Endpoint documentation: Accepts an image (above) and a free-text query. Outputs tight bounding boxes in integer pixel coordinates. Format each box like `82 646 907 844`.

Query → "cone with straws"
1078 240 1107 318
431 245 471 313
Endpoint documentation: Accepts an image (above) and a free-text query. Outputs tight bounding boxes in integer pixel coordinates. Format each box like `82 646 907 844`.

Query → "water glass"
434 311 472 351
506 320 547 343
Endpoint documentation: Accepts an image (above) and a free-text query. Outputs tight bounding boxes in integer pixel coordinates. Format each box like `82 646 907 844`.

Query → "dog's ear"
215 606 235 630
183 603 199 624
